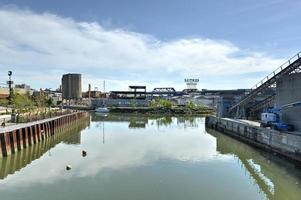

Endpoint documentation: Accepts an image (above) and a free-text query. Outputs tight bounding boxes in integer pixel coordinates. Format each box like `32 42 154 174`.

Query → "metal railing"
250 51 301 91
229 51 301 112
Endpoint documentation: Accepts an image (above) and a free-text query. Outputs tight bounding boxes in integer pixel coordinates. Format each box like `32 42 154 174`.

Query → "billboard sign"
184 78 199 90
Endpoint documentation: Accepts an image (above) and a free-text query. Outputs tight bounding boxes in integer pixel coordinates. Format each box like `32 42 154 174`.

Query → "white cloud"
0 118 232 187
0 8 284 91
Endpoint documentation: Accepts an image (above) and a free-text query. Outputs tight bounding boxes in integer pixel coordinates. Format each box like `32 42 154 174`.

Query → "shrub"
130 99 137 108
186 101 196 109
149 98 172 109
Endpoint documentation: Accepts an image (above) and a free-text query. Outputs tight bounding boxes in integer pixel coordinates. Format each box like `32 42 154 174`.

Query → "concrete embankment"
205 116 301 163
0 112 89 158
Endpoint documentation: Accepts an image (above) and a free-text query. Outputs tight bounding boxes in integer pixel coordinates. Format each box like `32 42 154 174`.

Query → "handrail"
230 51 301 112
250 51 301 91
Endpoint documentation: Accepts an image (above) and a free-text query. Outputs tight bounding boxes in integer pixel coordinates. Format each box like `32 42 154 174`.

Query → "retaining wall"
0 117 90 179
205 116 301 163
0 112 89 158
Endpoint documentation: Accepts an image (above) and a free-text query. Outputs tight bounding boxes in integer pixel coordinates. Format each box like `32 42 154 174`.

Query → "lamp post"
7 71 13 105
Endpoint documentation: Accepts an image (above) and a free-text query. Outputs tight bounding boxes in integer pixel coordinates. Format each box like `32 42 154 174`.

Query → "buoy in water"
66 165 72 170
82 150 87 157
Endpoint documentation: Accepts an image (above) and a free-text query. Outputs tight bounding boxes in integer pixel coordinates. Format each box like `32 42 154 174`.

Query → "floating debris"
82 150 87 157
66 165 72 170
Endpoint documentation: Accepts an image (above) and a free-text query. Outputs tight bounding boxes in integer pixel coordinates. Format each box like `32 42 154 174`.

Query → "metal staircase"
229 51 301 118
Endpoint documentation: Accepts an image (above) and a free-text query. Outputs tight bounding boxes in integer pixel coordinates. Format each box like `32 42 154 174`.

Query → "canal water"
0 114 301 200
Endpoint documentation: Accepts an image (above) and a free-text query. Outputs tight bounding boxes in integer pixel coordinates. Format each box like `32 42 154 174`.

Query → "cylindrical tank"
61 73 82 99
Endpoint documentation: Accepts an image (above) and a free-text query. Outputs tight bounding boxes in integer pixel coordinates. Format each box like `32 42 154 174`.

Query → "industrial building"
109 86 147 99
82 90 106 98
0 85 34 99
225 51 301 133
90 83 252 110
276 73 301 132
61 73 82 100
82 84 106 99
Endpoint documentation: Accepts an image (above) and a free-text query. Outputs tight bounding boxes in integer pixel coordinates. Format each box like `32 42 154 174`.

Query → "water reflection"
206 128 301 200
92 113 200 129
0 115 300 200
93 113 150 129
0 115 217 188
0 118 90 180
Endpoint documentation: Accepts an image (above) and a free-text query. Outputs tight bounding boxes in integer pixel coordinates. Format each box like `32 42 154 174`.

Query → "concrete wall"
276 73 301 132
174 95 218 108
205 116 301 163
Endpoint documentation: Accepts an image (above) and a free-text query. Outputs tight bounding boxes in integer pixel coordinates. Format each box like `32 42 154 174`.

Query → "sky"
0 0 300 91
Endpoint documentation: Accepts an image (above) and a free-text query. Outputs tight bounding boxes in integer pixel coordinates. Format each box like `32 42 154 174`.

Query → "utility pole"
88 84 91 99
7 71 13 105
103 80 105 93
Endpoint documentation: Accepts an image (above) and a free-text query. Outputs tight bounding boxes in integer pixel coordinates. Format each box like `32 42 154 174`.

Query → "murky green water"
0 114 301 200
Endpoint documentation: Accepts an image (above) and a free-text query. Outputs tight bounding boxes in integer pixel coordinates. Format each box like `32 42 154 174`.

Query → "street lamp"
7 71 13 105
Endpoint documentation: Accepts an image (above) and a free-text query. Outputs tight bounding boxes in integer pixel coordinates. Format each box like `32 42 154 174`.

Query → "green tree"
46 98 53 107
33 94 52 107
12 93 35 108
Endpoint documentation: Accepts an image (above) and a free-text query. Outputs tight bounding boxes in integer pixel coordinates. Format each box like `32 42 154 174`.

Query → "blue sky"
0 0 300 91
